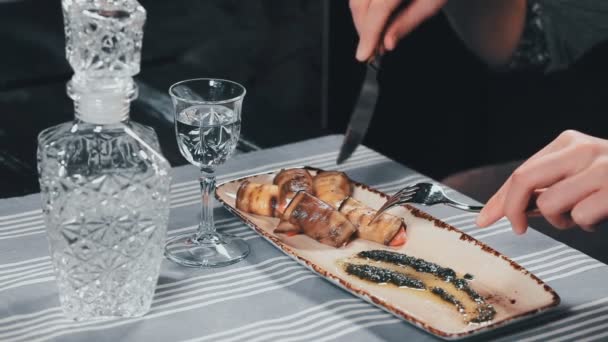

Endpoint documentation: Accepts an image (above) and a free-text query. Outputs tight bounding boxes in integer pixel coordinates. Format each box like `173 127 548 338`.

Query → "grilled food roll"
236 181 279 217
312 171 353 209
273 168 313 216
275 191 357 248
339 197 407 246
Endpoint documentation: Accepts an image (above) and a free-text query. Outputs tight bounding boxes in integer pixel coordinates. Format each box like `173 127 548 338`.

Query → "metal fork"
372 182 541 222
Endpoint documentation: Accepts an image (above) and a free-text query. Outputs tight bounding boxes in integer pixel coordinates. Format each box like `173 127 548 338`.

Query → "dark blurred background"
2 0 608 196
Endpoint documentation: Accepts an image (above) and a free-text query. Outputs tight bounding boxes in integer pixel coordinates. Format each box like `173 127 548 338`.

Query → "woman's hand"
477 130 608 233
349 0 448 62
349 0 526 66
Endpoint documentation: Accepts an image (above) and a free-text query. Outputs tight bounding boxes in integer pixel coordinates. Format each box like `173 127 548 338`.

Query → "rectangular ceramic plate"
215 167 560 340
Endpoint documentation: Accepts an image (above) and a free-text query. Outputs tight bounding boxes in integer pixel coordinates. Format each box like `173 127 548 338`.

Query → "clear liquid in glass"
176 105 241 169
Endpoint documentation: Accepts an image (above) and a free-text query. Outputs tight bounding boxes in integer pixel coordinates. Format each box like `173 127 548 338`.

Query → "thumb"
384 0 444 50
356 0 402 61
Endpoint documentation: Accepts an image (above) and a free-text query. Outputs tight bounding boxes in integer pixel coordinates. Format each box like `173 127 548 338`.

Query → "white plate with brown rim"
214 167 560 340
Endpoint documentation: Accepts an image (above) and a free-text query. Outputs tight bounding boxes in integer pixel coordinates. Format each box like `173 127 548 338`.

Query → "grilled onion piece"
339 197 406 246
275 191 357 248
273 169 313 215
312 171 353 209
236 181 279 217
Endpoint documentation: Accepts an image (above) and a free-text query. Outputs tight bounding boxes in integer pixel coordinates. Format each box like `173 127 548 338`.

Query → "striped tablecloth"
2 135 608 342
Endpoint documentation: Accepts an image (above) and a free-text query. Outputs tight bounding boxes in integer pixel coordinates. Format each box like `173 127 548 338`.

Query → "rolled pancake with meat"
273 168 313 216
312 171 352 209
339 197 407 246
236 181 279 217
275 191 357 248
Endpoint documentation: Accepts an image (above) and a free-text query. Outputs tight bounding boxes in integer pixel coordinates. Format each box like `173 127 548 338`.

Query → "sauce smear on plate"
343 250 496 324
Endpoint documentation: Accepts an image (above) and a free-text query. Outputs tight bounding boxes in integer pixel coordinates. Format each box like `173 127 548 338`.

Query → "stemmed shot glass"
165 78 249 267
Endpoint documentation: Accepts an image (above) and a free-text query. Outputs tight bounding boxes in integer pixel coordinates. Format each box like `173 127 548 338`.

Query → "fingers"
524 130 580 162
477 131 593 229
349 0 370 35
352 0 449 61
355 0 402 61
477 178 511 227
571 188 608 231
478 130 608 235
536 160 607 228
477 133 574 227
541 210 575 231
502 145 596 234
383 0 446 51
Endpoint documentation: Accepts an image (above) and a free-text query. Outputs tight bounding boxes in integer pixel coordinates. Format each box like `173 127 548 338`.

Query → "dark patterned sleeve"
507 1 551 72
508 0 608 73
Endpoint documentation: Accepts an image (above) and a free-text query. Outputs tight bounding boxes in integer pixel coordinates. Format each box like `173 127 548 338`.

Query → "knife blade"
336 0 410 165
336 60 380 164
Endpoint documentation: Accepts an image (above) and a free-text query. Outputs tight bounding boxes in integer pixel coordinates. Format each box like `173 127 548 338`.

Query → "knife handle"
526 189 544 217
468 189 543 216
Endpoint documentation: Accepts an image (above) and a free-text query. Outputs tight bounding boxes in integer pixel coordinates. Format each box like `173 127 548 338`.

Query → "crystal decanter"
37 0 171 320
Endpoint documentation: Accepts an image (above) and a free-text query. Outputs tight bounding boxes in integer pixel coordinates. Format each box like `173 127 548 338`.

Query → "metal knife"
336 57 381 164
336 0 410 165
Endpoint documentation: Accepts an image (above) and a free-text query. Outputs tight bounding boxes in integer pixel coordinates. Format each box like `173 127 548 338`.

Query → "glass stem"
196 167 216 240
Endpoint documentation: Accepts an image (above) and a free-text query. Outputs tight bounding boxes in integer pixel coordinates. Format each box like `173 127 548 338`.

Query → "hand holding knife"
336 1 407 164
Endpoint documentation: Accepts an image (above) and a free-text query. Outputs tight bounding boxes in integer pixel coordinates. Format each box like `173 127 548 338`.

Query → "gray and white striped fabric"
1 135 607 342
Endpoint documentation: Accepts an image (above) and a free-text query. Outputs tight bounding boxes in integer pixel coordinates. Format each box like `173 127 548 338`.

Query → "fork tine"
376 197 400 214
371 188 417 223
393 188 416 203
384 185 418 209
393 189 417 202
394 184 418 197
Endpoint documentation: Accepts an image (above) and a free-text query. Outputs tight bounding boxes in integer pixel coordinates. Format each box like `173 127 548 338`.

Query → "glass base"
164 232 250 268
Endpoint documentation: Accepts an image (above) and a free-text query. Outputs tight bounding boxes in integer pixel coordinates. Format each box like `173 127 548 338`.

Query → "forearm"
443 0 527 67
